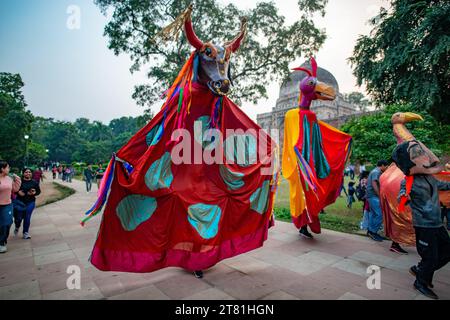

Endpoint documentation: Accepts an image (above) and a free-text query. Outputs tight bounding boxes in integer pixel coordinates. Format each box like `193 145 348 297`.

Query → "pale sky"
0 0 389 123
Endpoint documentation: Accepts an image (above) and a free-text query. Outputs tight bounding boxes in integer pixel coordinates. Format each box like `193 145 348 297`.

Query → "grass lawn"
36 182 76 208
274 176 364 234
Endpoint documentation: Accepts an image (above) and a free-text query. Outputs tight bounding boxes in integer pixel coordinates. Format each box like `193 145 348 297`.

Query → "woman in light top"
0 160 21 253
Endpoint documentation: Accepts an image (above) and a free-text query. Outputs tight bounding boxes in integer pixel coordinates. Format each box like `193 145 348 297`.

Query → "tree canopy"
341 103 450 165
95 0 328 109
349 0 450 123
0 73 34 167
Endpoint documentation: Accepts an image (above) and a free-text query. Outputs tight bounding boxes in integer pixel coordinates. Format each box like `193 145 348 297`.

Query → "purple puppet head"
292 57 336 109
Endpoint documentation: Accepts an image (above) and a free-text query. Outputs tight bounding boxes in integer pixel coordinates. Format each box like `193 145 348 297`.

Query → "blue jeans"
0 204 13 245
360 210 370 230
14 201 36 234
368 196 383 234
85 179 92 192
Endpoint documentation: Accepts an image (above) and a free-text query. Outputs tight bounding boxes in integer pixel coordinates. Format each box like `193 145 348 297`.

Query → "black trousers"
414 226 450 285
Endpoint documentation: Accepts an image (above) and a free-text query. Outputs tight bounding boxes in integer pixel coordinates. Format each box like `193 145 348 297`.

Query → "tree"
349 0 450 123
0 73 34 167
95 0 328 109
343 92 371 112
341 103 449 165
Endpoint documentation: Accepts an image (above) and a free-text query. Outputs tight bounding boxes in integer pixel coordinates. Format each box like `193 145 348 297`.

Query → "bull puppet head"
392 140 442 176
185 5 247 96
292 58 336 108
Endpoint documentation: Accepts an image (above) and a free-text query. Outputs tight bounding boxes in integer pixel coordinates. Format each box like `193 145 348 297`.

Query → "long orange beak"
315 81 336 101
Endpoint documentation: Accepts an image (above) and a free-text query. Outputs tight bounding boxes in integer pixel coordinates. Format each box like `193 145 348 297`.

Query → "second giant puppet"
82 5 277 273
282 58 352 235
380 112 450 246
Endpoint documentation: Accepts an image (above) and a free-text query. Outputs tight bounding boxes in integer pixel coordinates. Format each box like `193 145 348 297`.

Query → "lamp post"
24 135 29 167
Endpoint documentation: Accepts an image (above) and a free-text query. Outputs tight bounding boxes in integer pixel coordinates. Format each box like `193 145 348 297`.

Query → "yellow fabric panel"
281 108 305 218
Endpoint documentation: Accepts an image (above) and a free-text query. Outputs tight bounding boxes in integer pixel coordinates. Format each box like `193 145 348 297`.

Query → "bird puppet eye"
308 80 314 86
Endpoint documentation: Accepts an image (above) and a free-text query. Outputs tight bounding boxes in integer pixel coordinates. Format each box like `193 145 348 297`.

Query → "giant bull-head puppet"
184 4 247 96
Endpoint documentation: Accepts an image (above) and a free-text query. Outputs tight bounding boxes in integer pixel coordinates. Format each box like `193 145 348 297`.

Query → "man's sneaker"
0 245 7 253
299 227 314 239
409 266 433 288
414 280 438 300
368 231 383 242
13 228 19 236
23 232 31 239
193 270 203 279
390 242 408 255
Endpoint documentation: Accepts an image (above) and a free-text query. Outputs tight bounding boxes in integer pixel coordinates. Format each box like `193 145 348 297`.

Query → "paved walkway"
1 175 449 300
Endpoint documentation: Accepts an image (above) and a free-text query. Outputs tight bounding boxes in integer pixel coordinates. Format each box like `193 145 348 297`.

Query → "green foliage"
343 92 371 112
95 0 328 109
349 0 450 122
0 73 36 167
341 103 449 164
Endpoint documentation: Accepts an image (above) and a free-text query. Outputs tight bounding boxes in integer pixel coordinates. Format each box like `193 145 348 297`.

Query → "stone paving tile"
42 281 104 300
223 256 271 274
0 279 40 299
32 242 70 256
260 290 300 300
349 250 396 268
284 277 352 300
337 292 368 300
108 285 170 300
182 287 236 300
215 274 276 300
34 250 76 266
154 273 212 299
348 282 418 300
331 258 371 277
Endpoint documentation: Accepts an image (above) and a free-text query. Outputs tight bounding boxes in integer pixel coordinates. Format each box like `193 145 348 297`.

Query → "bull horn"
184 4 204 50
226 17 248 53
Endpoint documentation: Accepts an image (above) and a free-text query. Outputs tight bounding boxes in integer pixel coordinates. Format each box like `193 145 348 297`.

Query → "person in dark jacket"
83 164 94 193
13 168 41 239
393 141 450 300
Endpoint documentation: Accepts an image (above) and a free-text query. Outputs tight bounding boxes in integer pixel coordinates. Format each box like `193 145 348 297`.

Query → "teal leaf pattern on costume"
250 180 270 214
312 122 330 179
146 123 163 146
224 133 257 167
187 203 222 239
219 164 245 190
116 194 157 231
145 152 173 191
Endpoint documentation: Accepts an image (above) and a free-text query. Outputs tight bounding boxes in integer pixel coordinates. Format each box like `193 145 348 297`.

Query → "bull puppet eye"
205 47 212 56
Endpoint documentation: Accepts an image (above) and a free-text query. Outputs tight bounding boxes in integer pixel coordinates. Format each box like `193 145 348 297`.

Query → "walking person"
32 167 44 185
13 168 41 239
84 164 94 193
357 171 370 230
52 165 57 180
0 161 21 253
95 163 106 190
57 165 63 180
366 160 389 241
347 181 356 208
65 166 73 183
